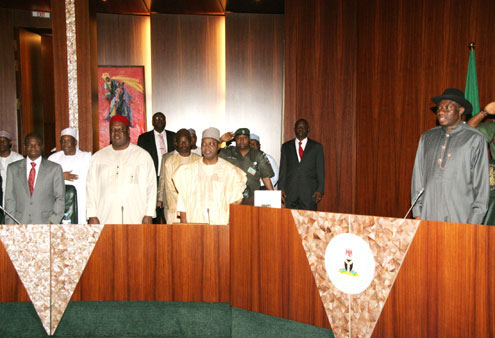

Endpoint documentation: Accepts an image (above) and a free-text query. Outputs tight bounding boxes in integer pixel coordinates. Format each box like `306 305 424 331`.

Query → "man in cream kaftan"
173 127 246 225
87 115 156 224
157 129 200 224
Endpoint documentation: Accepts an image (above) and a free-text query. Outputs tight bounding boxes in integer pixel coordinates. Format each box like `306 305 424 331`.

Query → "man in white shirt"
87 115 156 224
48 128 91 224
0 130 24 204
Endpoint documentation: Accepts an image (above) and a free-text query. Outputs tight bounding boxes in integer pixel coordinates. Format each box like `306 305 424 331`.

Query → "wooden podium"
230 205 495 337
0 205 494 337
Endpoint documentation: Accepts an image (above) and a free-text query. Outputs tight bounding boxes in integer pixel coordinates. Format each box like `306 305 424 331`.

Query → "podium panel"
230 205 495 337
373 221 495 338
1 208 493 337
229 205 331 328
0 224 230 303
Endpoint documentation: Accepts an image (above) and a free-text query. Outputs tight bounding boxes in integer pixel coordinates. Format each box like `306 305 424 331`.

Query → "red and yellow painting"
98 66 146 149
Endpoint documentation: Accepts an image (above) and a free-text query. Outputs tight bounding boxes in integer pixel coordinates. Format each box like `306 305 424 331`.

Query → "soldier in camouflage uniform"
219 128 274 205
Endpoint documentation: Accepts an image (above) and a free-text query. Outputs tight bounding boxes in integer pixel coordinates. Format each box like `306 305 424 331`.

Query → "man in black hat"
411 88 489 224
219 128 274 205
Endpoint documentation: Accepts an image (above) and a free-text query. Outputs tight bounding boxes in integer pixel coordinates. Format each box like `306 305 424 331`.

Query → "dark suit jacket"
5 158 65 224
137 129 175 175
278 138 325 210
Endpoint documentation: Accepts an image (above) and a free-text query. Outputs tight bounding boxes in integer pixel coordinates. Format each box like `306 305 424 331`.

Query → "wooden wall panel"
151 14 224 135
75 0 97 152
19 29 43 142
285 0 495 218
355 0 495 218
230 205 331 328
0 9 19 151
225 13 284 167
284 0 357 214
41 35 55 155
51 0 69 146
97 13 151 147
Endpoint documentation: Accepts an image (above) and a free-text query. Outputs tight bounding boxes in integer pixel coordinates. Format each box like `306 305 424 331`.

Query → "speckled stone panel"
0 224 51 334
292 211 419 338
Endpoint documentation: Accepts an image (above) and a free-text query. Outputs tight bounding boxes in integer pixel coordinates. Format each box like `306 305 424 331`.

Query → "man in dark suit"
137 112 175 223
5 132 65 224
279 119 325 211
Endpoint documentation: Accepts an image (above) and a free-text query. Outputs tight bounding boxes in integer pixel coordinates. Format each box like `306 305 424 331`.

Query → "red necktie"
28 162 36 196
299 141 304 160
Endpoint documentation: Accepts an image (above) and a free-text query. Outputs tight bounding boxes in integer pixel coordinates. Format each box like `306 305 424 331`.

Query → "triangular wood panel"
292 211 419 338
0 224 104 335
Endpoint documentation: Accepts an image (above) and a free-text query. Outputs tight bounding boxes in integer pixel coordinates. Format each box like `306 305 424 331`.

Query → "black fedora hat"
431 88 473 115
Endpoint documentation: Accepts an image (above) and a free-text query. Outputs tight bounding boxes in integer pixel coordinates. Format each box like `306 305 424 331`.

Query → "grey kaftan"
411 123 489 224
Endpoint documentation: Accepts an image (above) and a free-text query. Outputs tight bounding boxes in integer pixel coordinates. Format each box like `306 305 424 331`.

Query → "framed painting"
97 66 146 149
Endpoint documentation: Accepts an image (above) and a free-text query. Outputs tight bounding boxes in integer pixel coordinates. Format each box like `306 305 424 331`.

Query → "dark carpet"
0 301 333 337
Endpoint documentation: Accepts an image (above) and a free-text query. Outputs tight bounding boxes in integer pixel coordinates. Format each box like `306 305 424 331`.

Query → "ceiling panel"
150 0 225 15
0 0 50 12
226 0 284 14
90 0 150 15
0 0 284 17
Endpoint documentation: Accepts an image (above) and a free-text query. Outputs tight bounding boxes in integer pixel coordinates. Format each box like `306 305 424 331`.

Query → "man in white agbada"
48 128 91 224
87 115 156 224
157 129 200 224
0 130 24 204
173 127 247 225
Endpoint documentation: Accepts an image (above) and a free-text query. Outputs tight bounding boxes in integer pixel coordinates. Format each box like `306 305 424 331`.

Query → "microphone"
0 204 21 225
121 206 124 224
404 188 424 219
207 208 210 225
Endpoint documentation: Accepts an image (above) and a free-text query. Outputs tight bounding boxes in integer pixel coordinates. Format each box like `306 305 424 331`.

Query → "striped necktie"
28 162 36 196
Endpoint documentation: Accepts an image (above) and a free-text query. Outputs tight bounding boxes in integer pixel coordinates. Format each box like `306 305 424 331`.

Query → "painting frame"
97 65 146 149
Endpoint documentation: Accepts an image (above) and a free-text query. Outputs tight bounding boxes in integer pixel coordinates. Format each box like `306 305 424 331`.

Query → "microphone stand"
0 204 21 225
404 188 424 219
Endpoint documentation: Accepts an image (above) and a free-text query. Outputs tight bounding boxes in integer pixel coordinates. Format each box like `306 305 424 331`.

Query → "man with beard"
157 129 200 224
5 132 65 224
411 88 489 224
219 128 274 205
173 127 246 225
48 128 91 224
87 115 156 224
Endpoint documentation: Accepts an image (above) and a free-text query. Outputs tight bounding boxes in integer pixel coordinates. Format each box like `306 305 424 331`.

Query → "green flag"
465 49 480 117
